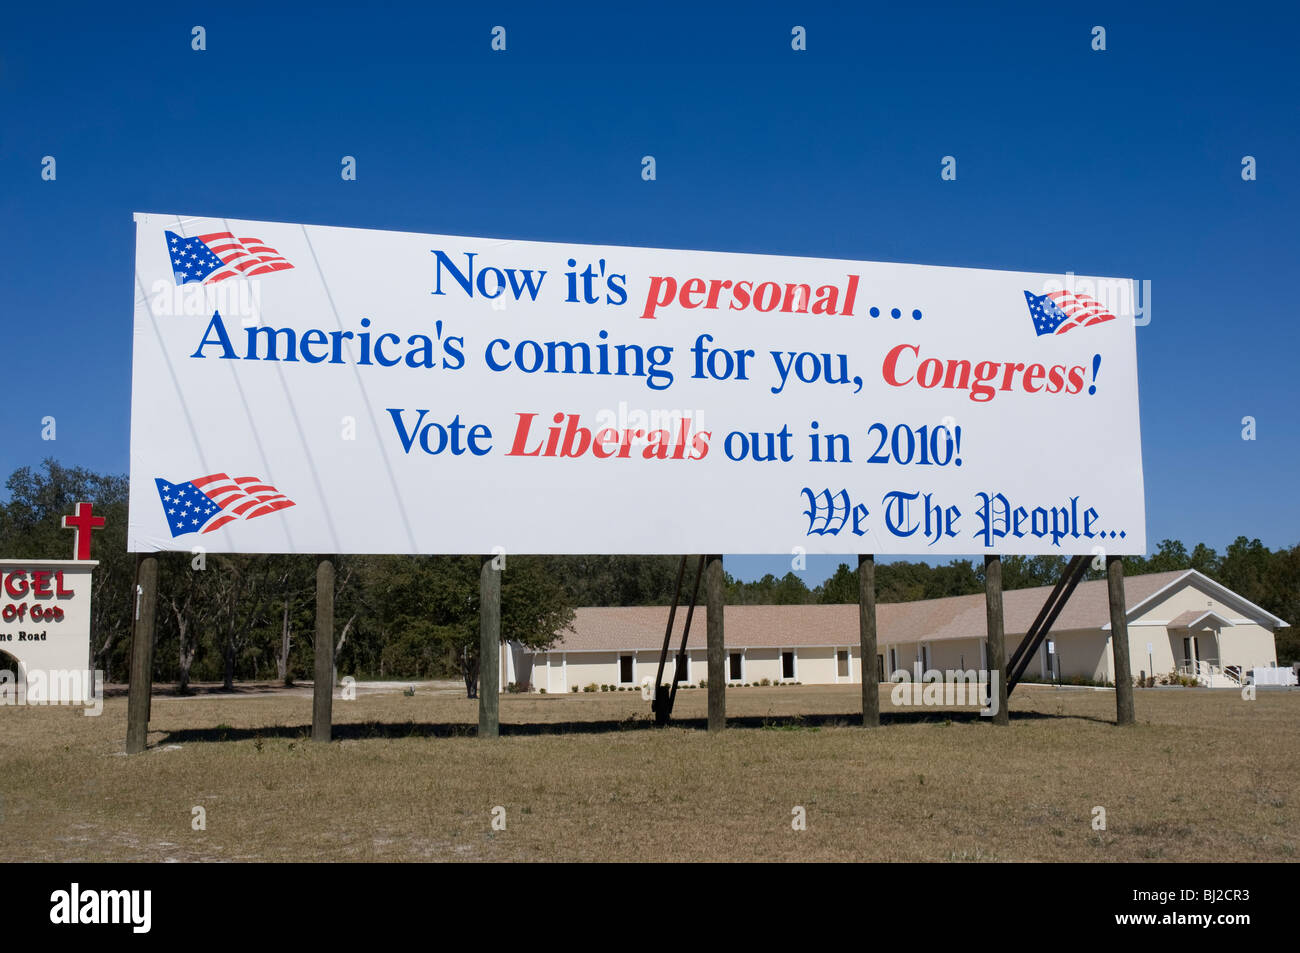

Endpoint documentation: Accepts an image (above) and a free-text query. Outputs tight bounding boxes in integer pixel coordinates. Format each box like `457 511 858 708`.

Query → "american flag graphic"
1023 289 1118 336
154 474 295 537
165 230 295 284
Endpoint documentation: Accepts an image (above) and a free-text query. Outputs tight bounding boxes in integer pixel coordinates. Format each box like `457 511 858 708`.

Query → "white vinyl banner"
128 213 1146 556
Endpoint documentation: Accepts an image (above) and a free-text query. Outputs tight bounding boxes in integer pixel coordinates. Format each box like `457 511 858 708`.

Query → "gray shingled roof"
546 570 1195 652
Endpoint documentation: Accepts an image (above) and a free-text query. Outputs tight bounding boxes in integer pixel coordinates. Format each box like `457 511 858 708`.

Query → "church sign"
0 561 98 705
0 503 103 706
128 213 1146 556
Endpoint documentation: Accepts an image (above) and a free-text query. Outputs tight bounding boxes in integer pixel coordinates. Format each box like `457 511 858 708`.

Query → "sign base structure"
0 560 98 705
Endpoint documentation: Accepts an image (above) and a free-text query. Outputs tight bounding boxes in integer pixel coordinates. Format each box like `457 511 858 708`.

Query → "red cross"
62 502 105 561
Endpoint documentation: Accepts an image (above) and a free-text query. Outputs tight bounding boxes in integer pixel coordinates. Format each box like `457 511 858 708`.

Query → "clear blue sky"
1 1 1296 583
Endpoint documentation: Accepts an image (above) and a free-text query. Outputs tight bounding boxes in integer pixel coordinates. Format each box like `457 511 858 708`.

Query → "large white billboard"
128 212 1146 555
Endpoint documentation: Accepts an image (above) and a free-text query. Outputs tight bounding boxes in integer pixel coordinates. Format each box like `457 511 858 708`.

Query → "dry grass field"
2 683 1297 862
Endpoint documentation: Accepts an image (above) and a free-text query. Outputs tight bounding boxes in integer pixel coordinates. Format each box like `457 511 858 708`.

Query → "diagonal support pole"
1007 554 1090 696
1008 554 1087 675
652 556 688 725
665 555 705 720
653 556 687 691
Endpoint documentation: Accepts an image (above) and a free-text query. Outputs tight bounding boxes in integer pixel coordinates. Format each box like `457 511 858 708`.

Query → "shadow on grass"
102 683 300 699
155 707 1112 746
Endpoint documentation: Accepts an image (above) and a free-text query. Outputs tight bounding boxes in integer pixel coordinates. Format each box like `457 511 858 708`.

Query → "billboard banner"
128 212 1146 555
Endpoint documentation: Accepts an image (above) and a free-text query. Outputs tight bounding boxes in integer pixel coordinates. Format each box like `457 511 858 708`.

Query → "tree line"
1 459 1294 692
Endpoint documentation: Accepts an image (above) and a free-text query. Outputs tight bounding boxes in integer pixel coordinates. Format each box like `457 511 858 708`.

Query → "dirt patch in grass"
2 685 1296 862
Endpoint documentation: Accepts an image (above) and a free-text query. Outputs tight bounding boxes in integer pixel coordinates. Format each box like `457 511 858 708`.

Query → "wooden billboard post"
705 553 725 732
125 554 158 755
858 554 879 727
983 554 1009 726
479 554 501 739
311 557 335 742
1107 555 1136 726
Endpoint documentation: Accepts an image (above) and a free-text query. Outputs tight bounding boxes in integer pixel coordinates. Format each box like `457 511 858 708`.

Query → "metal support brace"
1006 554 1090 695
